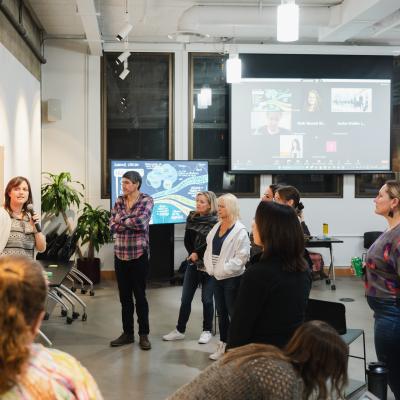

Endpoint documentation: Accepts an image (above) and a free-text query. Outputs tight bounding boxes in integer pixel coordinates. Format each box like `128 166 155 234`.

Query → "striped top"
1 215 35 259
110 193 153 261
1 344 103 399
211 225 235 268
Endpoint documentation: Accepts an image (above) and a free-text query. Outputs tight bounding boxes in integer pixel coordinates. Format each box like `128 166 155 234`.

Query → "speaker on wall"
47 99 62 122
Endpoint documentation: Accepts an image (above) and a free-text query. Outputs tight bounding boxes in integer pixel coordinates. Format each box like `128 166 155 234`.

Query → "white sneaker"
163 329 185 341
198 330 212 344
209 341 226 361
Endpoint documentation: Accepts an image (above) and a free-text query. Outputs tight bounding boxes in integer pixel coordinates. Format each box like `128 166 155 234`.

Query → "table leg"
329 244 336 290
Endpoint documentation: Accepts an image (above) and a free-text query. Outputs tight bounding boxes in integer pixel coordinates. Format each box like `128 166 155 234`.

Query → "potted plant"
75 203 112 283
41 172 84 257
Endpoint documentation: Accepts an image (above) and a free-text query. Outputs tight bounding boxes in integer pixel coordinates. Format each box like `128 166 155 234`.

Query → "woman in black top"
227 201 312 350
163 191 218 344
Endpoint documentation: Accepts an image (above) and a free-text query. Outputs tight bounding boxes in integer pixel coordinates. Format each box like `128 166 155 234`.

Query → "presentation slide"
231 78 391 172
110 160 208 224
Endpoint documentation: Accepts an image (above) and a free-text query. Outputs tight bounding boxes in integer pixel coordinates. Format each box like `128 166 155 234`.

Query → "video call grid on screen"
230 78 391 173
110 160 209 225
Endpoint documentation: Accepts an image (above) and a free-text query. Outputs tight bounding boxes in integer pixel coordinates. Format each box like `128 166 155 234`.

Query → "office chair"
305 298 366 398
362 231 383 263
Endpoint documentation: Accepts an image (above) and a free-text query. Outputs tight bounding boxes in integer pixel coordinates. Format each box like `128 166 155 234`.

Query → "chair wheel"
331 285 336 290
81 289 87 294
61 309 67 317
44 312 50 320
82 313 87 321
71 287 76 292
89 290 95 296
72 311 80 319
325 279 331 285
66 317 73 324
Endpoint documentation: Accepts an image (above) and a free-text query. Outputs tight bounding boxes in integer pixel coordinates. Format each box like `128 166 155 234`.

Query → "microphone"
26 204 42 233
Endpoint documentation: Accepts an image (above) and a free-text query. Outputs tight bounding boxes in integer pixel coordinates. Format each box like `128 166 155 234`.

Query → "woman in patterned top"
365 180 400 399
0 176 46 258
167 320 348 400
0 255 103 399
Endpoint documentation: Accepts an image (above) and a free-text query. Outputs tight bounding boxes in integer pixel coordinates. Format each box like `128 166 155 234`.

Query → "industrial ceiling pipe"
0 0 46 64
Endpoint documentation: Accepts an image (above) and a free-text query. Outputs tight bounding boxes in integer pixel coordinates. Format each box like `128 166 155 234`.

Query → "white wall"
0 43 41 205
41 42 388 271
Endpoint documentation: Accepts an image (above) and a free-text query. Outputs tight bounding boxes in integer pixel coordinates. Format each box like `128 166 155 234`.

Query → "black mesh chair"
305 298 366 398
363 231 383 262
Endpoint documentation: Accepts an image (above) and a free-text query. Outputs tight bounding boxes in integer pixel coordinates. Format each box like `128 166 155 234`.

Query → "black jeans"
213 275 242 342
176 263 214 333
115 253 149 335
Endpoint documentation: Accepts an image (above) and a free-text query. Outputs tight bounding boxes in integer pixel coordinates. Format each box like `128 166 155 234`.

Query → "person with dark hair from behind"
274 185 310 236
0 256 103 399
275 185 327 280
163 191 218 344
227 201 311 350
167 320 348 400
249 183 281 262
0 176 46 257
109 170 154 349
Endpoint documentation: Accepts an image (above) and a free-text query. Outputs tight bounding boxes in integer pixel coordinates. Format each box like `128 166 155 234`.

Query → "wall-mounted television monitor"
231 78 391 173
110 160 208 224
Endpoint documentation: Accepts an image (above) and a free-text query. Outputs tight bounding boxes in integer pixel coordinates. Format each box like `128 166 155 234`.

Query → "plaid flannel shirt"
110 193 154 261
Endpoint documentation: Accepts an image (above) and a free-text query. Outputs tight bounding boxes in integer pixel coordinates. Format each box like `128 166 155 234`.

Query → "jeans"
176 263 214 333
213 275 242 343
115 253 150 335
367 296 400 400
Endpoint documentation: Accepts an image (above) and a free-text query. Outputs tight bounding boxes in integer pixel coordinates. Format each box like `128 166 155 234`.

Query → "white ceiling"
26 0 400 55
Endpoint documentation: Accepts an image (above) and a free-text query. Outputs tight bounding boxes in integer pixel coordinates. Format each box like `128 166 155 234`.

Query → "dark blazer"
227 255 312 349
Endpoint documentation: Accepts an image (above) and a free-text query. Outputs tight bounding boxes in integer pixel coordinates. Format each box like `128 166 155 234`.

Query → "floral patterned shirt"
1 344 103 400
365 224 400 298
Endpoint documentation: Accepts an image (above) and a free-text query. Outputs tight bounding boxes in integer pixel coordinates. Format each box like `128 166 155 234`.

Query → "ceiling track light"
116 22 133 41
116 50 131 65
277 0 299 42
119 68 130 80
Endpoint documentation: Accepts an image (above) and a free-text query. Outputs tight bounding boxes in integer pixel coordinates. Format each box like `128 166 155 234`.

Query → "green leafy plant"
41 172 84 232
41 172 85 257
75 203 112 261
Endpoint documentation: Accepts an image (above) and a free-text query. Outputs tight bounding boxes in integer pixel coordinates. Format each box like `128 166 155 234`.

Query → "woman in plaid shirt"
109 171 154 350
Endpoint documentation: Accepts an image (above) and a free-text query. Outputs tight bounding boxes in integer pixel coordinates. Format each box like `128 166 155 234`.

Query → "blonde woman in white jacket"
204 194 250 361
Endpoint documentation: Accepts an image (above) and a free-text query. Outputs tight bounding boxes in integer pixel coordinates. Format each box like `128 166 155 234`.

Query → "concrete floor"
41 276 395 400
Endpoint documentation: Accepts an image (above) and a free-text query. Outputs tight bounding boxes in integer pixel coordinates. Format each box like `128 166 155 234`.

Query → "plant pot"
77 257 100 284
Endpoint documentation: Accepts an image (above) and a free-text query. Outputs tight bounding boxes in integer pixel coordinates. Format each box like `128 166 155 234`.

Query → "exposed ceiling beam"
371 9 400 37
75 0 102 55
319 0 400 42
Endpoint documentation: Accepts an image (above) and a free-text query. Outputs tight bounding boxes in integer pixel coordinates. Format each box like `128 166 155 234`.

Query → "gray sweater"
167 356 303 400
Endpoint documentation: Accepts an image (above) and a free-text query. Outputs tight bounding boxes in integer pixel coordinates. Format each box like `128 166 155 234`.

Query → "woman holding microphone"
0 176 46 257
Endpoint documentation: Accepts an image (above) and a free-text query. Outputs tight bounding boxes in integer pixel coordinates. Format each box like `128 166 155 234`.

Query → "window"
101 53 173 198
189 53 259 197
355 173 396 198
272 174 343 197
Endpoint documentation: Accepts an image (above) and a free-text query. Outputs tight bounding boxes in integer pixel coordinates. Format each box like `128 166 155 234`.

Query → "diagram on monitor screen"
111 160 208 224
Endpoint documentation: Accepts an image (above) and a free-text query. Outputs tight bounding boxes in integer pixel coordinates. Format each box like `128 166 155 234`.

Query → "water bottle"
367 362 388 400
351 257 363 277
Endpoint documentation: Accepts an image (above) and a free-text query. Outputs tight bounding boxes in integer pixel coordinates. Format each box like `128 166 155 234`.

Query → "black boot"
110 333 134 347
139 335 151 350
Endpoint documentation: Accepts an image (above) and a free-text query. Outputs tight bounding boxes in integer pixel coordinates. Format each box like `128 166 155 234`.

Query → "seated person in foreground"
0 256 103 399
228 201 312 350
167 320 348 400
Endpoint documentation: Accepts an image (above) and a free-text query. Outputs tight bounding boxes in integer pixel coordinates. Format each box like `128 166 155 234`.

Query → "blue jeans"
176 263 214 333
367 296 400 400
213 275 242 342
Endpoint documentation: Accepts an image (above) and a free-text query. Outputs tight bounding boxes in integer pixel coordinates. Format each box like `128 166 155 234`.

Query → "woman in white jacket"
204 194 250 361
